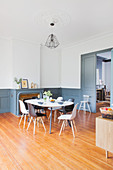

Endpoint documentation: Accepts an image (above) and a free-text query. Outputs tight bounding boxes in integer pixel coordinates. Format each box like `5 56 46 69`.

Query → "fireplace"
10 88 44 116
19 93 40 111
19 93 40 101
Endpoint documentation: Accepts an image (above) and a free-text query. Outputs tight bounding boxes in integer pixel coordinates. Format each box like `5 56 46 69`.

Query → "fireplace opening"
19 93 40 111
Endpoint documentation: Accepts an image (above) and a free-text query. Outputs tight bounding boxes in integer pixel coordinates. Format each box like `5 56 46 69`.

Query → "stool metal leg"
87 102 91 113
83 102 86 113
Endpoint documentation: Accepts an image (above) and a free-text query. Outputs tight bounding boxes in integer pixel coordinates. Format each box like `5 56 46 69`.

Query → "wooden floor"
0 107 113 169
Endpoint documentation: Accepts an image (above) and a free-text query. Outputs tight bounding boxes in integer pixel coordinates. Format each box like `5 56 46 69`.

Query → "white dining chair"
78 95 91 113
27 103 46 135
19 100 29 128
48 97 63 122
58 103 78 137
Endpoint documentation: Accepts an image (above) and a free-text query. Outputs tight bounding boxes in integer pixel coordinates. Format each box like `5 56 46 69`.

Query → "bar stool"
78 95 91 113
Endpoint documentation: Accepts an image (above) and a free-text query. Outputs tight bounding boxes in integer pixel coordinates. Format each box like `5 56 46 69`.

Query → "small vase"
46 96 49 102
16 84 20 89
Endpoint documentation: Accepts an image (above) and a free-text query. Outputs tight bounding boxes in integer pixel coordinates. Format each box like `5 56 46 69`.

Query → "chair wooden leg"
73 120 77 132
48 113 50 120
66 120 68 126
41 118 46 132
27 117 33 131
23 114 26 128
58 112 62 124
87 103 91 114
19 114 24 125
78 102 82 113
63 120 66 130
59 120 65 136
71 121 75 138
54 110 57 122
58 119 60 124
37 117 39 127
33 118 36 135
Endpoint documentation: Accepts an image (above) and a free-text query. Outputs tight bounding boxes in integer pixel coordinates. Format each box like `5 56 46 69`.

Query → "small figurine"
34 83 37 88
31 82 34 88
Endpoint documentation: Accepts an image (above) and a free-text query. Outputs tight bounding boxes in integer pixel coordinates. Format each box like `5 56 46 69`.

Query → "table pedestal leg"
49 108 52 134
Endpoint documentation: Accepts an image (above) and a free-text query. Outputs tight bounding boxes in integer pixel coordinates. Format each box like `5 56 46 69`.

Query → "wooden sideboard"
96 116 113 158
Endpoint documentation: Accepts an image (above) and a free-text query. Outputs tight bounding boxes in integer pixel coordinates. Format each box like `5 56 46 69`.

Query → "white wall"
1 31 113 89
12 40 40 88
40 46 61 88
0 38 40 89
0 38 13 88
102 62 111 91
62 33 113 88
105 62 111 91
61 47 81 88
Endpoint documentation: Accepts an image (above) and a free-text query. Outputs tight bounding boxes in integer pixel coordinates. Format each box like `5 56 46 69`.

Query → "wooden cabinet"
96 116 113 158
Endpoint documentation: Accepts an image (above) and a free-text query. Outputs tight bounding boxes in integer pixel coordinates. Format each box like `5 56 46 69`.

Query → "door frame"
81 47 112 112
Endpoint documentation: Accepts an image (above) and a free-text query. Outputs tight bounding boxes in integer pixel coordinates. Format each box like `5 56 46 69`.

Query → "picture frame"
21 79 29 89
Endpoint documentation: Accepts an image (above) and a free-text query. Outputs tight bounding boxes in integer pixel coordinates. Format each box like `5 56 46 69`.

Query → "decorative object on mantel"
31 82 34 88
43 90 52 101
45 22 59 49
14 77 22 89
31 82 37 89
21 79 29 89
34 83 37 89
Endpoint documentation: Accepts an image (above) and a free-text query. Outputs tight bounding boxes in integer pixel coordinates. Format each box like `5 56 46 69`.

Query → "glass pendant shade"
45 34 59 49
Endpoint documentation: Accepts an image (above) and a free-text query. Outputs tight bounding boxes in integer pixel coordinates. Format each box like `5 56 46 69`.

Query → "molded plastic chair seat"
58 98 74 114
27 103 46 134
31 97 46 112
58 114 72 120
58 103 78 137
58 98 74 125
19 100 29 128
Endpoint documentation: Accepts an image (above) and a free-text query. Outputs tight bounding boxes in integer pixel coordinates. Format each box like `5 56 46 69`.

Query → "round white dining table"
25 99 74 134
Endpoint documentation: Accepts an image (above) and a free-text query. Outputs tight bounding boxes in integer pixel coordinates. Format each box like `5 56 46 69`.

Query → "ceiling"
1 0 113 47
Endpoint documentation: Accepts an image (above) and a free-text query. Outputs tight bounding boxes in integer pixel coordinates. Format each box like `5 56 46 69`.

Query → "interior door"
81 53 96 113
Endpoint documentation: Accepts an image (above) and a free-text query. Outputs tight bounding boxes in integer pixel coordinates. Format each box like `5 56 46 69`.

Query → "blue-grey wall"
0 89 10 113
43 88 62 99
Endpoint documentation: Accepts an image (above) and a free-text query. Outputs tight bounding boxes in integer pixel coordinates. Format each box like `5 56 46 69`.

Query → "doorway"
96 51 111 111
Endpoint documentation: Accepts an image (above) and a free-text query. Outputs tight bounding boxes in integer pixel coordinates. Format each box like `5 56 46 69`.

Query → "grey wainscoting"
43 88 62 99
0 89 10 113
61 88 81 109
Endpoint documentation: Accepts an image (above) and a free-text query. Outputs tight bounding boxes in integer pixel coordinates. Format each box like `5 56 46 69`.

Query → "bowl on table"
50 99 55 103
58 101 64 105
38 102 43 105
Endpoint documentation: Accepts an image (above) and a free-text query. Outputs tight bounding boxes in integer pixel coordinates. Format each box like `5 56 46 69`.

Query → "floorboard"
0 105 113 169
